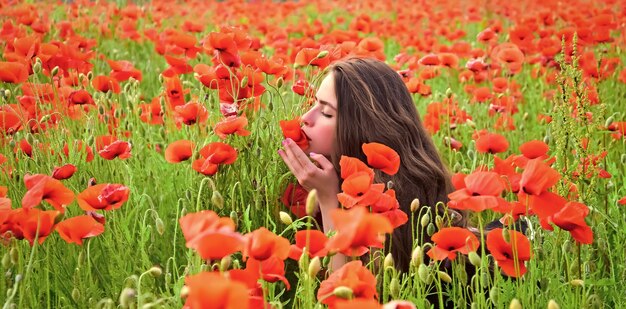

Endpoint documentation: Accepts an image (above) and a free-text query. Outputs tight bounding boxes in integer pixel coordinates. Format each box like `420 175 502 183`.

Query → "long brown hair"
328 57 460 272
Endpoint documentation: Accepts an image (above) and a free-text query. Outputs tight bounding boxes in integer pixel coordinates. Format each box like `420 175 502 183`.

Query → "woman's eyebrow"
315 96 337 110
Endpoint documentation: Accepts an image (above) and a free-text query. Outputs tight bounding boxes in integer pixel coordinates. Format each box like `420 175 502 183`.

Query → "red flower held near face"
77 183 130 211
317 261 378 308
427 227 480 261
279 118 309 150
55 215 105 245
487 228 532 277
362 142 400 175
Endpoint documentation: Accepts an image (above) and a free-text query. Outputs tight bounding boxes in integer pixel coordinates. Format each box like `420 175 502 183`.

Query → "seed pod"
279 211 292 225
468 251 481 267
509 298 522 309
308 256 321 278
389 277 400 299
547 299 560 309
306 189 318 216
332 286 353 299
410 198 420 213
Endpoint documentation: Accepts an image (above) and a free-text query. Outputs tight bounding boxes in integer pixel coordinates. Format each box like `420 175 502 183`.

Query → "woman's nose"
301 107 315 126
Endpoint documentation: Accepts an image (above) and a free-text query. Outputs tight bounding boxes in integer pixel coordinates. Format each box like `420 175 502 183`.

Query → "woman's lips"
301 129 311 142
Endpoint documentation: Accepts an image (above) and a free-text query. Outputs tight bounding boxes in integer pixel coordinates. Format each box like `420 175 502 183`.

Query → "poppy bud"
332 286 353 299
39 114 51 124
10 247 18 265
468 251 481 267
276 77 284 88
389 277 400 299
569 279 584 287
438 271 452 283
220 256 232 271
4 89 10 98
417 264 431 284
435 215 444 229
621 154 626 165
308 256 321 278
384 253 394 270
466 119 476 128
71 288 80 302
387 180 394 190
180 285 189 299
489 286 498 305
604 116 614 128
445 88 453 98
51 66 59 77
481 270 489 286
317 50 329 59
119 288 136 308
410 198 420 213
298 247 309 270
502 227 510 243
211 191 223 209
426 223 435 236
2 253 10 268
547 300 560 309
33 58 42 74
420 212 430 228
240 76 248 89
509 298 522 309
523 112 529 120
229 210 238 228
467 149 475 161
279 211 292 225
306 189 318 216
411 246 423 267
86 71 93 81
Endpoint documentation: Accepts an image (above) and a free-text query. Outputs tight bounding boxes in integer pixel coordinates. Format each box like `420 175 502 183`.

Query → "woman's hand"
278 138 339 208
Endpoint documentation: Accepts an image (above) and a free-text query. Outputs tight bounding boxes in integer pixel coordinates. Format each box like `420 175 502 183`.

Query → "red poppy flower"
339 156 374 180
288 230 329 260
362 142 400 175
427 227 480 261
243 227 290 261
180 210 244 260
51 164 77 180
0 108 22 134
10 208 60 245
475 132 509 154
244 256 290 289
91 75 121 93
192 142 238 176
174 102 209 125
279 118 309 150
280 182 309 218
492 155 521 192
294 48 330 68
337 172 385 208
21 174 74 212
165 140 194 163
107 59 142 82
0 61 29 83
98 139 132 160
619 196 626 206
214 115 251 139
370 189 407 229
255 56 287 76
317 261 378 308
336 299 382 309
325 207 393 256
68 89 95 106
77 183 130 211
163 74 187 108
448 171 510 213
550 201 593 244
292 79 314 97
486 228 532 277
55 215 105 245
183 271 250 309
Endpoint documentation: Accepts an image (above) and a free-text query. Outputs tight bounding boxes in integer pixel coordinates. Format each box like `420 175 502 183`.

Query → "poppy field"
2 0 626 308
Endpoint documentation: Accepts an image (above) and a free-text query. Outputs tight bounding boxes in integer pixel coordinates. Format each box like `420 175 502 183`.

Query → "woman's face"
301 73 337 157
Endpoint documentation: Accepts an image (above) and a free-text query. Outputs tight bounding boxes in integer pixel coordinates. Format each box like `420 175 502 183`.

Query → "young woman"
278 57 463 272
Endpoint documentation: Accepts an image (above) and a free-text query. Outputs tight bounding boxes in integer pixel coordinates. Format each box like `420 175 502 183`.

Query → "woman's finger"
309 152 334 171
278 149 301 177
283 139 316 171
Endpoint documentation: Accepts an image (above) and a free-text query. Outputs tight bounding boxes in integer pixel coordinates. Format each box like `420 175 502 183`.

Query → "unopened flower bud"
411 246 423 267
308 256 321 277
410 198 420 213
317 50 329 59
502 228 510 243
276 77 284 88
547 299 560 309
427 223 436 236
468 251 481 267
389 278 400 299
306 189 318 216
435 215 444 229
466 119 476 128
445 88 453 98
4 89 10 98
119 288 136 308
418 264 431 284
51 66 59 77
10 247 18 265
155 218 165 235
279 211 292 225
33 58 42 74
438 271 452 283
605 116 614 128
220 256 232 271
489 286 498 305
180 285 189 299
72 287 80 301
387 180 394 190
384 253 394 269
569 279 584 287
509 298 522 309
420 212 430 228
240 76 248 89
332 286 353 299
2 253 10 268
229 210 238 228
148 266 162 277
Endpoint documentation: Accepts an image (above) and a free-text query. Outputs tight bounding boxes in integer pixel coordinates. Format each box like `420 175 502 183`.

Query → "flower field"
1 0 626 308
